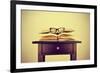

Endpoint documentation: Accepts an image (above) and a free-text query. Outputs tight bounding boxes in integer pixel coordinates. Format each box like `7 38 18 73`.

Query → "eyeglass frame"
49 27 65 35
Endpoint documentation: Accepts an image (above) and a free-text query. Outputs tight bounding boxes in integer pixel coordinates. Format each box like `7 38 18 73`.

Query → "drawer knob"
57 46 60 50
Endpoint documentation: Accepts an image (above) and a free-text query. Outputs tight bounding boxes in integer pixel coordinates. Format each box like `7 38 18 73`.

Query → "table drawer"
42 43 73 55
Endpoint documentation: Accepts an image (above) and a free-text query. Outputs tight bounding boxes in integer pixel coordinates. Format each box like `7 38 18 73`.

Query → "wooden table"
32 40 81 62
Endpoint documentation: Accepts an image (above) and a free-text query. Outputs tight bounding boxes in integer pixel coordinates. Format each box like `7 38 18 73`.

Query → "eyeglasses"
50 27 65 35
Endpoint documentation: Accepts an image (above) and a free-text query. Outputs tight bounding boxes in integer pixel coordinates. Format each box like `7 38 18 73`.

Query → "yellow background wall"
21 10 90 63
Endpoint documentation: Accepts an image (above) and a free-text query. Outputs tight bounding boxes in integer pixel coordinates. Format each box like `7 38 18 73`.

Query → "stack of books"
40 34 74 41
40 27 74 41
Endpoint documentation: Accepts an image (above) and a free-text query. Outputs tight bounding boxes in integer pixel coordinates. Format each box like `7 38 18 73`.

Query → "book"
40 34 74 41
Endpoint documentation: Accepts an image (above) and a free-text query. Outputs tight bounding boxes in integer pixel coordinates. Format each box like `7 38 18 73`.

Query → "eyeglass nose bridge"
56 29 59 34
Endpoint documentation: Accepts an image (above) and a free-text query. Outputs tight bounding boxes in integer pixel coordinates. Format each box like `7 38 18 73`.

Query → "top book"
40 27 74 35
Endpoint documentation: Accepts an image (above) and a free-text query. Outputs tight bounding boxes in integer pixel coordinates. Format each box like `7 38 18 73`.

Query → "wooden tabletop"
32 40 81 44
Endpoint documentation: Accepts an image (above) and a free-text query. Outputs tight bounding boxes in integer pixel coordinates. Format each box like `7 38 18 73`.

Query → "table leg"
70 44 77 60
38 44 45 62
